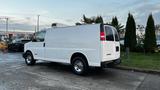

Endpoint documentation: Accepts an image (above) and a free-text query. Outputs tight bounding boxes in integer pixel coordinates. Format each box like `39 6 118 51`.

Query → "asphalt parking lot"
0 52 160 90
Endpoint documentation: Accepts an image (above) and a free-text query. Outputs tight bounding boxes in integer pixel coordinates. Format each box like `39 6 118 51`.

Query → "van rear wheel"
25 52 36 65
72 57 88 75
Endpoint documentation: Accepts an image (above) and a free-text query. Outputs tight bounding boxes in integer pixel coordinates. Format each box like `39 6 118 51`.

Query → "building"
0 31 33 42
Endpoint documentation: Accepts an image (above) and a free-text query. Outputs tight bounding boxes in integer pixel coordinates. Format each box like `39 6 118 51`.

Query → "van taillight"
100 32 105 41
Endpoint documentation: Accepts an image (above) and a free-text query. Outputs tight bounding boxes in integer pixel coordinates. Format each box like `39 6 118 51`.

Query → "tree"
155 24 160 34
82 15 93 24
95 16 103 24
111 17 118 27
144 14 157 52
124 13 137 51
82 15 103 24
155 25 160 30
155 25 160 40
136 25 145 45
111 16 124 36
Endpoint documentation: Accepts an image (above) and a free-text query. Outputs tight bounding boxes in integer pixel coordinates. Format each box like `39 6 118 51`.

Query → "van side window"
105 26 114 41
35 31 46 42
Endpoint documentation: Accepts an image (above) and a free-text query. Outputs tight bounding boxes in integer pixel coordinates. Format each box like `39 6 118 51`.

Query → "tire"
25 52 36 65
72 57 88 75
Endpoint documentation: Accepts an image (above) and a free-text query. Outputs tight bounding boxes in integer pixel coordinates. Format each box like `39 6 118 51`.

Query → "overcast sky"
0 0 160 32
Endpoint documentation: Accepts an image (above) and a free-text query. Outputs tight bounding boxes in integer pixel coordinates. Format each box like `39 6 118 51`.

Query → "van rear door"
101 25 120 61
113 28 120 59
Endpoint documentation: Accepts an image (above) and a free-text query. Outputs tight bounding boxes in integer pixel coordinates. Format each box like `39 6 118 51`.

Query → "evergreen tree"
124 13 137 51
144 14 157 52
95 16 103 24
83 15 93 24
82 15 103 24
124 14 131 48
111 16 124 35
111 17 118 27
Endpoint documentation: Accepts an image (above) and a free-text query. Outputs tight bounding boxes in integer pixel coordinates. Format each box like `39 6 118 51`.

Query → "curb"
114 66 160 75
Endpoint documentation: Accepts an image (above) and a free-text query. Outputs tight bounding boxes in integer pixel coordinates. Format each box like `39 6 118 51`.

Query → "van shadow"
35 61 117 78
35 61 73 74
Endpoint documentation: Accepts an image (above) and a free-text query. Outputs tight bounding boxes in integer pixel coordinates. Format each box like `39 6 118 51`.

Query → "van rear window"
113 28 120 41
105 26 114 41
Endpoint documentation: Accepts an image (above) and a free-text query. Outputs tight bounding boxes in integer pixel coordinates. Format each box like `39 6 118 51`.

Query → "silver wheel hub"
26 55 32 63
74 60 84 73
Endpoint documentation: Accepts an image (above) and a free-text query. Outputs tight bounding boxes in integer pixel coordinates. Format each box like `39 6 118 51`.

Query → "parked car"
8 39 31 52
0 41 8 50
23 24 120 75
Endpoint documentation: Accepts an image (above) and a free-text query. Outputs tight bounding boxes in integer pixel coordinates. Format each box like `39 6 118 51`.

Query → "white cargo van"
23 24 120 75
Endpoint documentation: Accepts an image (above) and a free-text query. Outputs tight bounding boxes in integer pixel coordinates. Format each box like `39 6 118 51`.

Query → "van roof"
41 24 113 31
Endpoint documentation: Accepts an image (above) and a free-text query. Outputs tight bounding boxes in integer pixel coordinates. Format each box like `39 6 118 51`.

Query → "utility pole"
6 18 9 34
0 17 9 42
37 15 40 32
0 17 9 36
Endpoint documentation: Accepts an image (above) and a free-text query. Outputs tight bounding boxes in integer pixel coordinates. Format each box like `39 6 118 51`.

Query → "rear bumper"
101 58 121 67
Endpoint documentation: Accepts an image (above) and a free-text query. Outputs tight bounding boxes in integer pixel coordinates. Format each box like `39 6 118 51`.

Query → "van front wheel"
72 57 88 75
25 52 36 65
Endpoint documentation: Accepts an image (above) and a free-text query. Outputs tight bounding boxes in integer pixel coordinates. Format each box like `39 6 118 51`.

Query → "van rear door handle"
116 46 119 52
107 54 111 55
43 43 45 47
